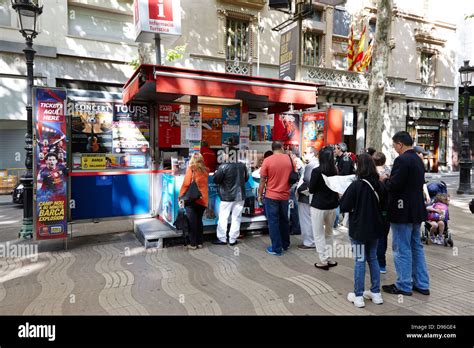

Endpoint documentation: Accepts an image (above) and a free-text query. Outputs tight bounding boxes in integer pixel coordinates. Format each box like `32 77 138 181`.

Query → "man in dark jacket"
212 148 249 246
380 131 430 296
335 143 355 175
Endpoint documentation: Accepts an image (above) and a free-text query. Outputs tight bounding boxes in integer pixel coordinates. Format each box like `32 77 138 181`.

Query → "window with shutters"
333 8 350 36
420 52 434 85
226 17 250 63
303 32 321 66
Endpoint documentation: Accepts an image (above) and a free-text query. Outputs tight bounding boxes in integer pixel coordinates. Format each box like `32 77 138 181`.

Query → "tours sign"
133 0 182 42
33 87 68 240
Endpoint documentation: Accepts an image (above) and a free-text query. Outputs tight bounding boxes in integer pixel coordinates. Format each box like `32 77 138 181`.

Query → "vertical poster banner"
279 21 299 81
222 107 240 146
158 103 181 148
302 111 326 154
202 105 222 146
33 87 68 240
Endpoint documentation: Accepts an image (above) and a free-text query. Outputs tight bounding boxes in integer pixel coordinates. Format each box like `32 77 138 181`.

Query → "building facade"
0 0 461 173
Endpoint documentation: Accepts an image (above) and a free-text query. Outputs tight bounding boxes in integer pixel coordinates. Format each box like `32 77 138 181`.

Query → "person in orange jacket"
179 152 209 249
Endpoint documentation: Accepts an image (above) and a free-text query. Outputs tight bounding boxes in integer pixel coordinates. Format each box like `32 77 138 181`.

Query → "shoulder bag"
288 154 300 186
181 170 202 203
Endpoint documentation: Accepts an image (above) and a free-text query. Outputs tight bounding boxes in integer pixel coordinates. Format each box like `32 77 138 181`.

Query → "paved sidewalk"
0 200 472 315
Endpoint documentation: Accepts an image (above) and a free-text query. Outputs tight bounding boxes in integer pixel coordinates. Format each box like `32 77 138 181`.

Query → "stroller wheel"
447 239 454 247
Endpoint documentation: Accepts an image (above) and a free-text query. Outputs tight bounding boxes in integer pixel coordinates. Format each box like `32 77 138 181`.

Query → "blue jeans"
391 223 430 292
351 238 380 296
333 206 340 228
265 198 290 254
289 187 300 234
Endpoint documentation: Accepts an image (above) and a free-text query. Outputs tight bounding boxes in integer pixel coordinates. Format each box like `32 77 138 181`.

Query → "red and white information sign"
134 0 181 42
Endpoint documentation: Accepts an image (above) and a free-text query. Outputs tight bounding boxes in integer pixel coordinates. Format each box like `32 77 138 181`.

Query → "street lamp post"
11 0 43 239
457 60 473 194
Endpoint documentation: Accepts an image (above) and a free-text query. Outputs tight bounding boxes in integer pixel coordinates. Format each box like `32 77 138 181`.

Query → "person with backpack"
340 153 386 308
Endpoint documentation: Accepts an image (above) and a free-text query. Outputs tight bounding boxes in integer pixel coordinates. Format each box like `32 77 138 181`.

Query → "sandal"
314 262 330 270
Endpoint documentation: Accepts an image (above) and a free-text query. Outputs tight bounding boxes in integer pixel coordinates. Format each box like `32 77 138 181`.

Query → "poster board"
33 87 68 240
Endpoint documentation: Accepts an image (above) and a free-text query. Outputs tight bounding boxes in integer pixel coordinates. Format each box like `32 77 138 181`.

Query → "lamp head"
11 0 43 40
459 60 473 86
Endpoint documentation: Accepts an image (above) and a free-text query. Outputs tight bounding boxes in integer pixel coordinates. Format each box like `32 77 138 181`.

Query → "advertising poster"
273 113 300 153
302 111 326 153
112 103 150 168
279 21 299 81
180 106 202 146
81 154 106 170
33 87 68 240
222 107 240 146
158 103 181 148
71 100 150 170
202 106 222 146
71 101 114 154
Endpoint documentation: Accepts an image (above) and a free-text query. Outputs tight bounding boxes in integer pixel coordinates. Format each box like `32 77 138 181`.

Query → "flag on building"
357 40 373 72
349 25 366 71
347 26 355 71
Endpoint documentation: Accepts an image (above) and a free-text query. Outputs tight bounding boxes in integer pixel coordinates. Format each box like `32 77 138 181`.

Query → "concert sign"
33 87 68 240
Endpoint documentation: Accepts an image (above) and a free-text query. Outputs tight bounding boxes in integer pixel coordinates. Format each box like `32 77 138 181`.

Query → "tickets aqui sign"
133 0 182 42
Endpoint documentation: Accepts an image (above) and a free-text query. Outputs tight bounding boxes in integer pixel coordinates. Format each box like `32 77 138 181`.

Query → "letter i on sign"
157 0 165 18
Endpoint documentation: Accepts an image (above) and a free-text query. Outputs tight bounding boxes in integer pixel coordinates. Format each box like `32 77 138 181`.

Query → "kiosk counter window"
70 100 151 220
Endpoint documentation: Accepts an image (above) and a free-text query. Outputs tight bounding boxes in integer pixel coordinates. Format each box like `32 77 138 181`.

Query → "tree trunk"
366 0 393 151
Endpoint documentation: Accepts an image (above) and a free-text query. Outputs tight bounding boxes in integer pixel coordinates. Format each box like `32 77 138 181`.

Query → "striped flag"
349 25 366 71
357 40 374 72
347 26 355 71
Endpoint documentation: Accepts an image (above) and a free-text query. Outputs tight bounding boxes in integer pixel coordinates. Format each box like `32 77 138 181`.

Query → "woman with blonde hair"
179 152 209 249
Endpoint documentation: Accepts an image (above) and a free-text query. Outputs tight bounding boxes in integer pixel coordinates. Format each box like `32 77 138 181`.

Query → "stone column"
356 106 367 154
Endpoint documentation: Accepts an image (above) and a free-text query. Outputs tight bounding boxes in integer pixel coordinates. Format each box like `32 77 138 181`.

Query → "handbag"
288 155 300 186
181 171 202 203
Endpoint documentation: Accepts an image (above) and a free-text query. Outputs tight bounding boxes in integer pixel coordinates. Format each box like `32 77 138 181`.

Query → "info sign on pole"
33 87 68 240
134 0 182 42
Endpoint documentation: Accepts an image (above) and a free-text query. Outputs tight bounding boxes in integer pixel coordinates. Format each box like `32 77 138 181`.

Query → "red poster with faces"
148 0 174 21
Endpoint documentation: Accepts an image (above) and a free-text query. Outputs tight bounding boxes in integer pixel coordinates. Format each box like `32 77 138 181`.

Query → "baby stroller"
421 181 454 247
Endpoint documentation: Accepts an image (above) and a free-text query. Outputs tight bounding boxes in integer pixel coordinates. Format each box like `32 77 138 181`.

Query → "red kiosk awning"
123 65 320 108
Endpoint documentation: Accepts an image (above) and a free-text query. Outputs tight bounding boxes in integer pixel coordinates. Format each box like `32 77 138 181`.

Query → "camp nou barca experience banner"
33 87 68 240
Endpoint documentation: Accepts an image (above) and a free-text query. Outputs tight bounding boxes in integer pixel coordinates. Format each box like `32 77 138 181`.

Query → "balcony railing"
305 66 405 94
225 60 251 76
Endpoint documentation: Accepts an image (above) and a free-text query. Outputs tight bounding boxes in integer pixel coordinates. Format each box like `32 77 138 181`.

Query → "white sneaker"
347 292 365 308
363 290 384 304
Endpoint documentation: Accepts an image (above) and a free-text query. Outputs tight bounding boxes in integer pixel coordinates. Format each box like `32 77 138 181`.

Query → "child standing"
340 154 386 308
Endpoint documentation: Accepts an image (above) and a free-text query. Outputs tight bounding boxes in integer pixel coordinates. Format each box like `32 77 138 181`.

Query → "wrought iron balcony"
225 59 252 76
304 66 405 94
